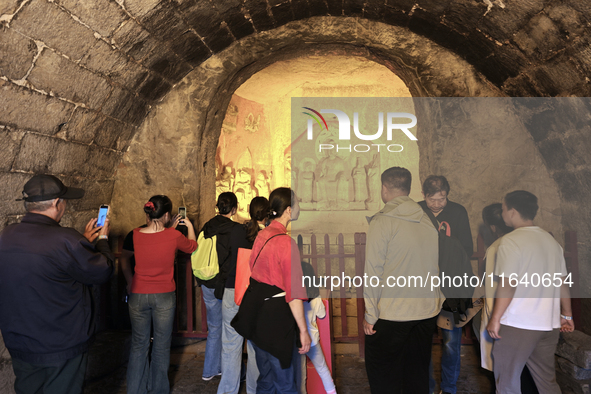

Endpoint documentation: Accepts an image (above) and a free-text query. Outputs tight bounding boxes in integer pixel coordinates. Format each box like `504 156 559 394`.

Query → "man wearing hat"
0 174 114 394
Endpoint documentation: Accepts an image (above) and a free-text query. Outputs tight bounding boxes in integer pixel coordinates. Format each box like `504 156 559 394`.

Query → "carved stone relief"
215 95 277 222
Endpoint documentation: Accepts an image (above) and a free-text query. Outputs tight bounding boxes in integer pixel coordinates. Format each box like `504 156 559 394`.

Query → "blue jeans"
429 360 436 394
252 341 297 394
246 340 258 394
202 286 223 378
127 292 176 394
217 288 259 394
440 326 462 394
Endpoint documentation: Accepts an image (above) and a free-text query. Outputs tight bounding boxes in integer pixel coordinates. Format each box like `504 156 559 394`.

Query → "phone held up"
97 204 109 227
178 206 186 220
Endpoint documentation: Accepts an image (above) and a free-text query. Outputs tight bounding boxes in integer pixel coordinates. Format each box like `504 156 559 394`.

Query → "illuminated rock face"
288 99 423 235
215 95 278 222
290 97 421 216
216 57 418 232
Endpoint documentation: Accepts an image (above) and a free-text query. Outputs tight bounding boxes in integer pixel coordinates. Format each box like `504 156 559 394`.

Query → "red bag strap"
438 221 451 237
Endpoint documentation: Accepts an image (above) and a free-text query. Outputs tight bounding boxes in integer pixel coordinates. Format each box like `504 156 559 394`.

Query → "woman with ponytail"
232 188 310 394
197 192 246 382
217 196 269 394
125 195 197 394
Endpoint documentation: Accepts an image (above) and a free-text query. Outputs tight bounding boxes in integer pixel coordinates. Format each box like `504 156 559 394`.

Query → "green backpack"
191 231 219 280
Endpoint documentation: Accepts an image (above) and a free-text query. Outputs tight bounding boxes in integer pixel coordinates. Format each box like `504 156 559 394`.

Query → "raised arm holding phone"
125 195 197 394
0 175 114 394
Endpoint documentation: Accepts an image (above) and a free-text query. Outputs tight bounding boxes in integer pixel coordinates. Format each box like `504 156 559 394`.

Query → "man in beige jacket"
363 167 444 394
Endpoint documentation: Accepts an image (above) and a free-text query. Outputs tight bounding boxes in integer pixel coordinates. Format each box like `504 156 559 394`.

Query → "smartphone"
97 205 109 227
178 207 186 219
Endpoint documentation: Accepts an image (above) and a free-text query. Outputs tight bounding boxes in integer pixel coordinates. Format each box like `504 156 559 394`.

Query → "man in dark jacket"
0 174 113 394
419 175 473 394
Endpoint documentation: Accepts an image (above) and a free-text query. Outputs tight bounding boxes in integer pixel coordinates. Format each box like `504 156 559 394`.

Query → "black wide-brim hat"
17 174 85 202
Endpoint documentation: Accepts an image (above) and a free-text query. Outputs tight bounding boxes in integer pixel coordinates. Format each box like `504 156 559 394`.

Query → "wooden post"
564 231 581 329
338 234 348 340
355 232 366 358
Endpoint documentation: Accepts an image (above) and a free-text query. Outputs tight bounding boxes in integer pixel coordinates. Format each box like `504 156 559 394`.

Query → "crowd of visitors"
0 171 574 394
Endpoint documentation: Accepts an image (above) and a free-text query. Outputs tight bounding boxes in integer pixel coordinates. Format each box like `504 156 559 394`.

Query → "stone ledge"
557 331 591 370
557 369 591 394
558 356 591 380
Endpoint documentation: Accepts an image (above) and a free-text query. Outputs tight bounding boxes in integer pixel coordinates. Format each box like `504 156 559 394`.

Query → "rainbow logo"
302 107 329 131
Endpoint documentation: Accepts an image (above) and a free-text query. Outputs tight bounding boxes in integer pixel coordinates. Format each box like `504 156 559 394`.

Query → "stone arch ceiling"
1 0 591 227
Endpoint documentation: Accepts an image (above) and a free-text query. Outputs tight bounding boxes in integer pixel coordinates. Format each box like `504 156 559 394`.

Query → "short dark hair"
504 190 538 221
422 175 450 197
144 195 173 220
217 192 238 215
381 167 411 193
482 203 513 235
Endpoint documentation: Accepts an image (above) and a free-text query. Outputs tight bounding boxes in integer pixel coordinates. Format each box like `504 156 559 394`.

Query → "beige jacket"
364 196 444 324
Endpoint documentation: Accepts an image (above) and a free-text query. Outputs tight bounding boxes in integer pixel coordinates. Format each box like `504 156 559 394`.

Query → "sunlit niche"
216 55 418 234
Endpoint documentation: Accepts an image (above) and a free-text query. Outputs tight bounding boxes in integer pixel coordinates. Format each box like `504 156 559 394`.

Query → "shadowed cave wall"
1 0 591 390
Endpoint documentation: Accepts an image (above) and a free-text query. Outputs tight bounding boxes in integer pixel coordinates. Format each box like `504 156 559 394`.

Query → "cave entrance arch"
214 55 419 234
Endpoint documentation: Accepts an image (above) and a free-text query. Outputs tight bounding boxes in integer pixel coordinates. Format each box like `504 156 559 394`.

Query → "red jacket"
249 220 307 303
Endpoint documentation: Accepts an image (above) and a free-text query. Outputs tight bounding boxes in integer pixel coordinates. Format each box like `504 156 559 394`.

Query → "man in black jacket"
419 175 473 394
0 175 113 394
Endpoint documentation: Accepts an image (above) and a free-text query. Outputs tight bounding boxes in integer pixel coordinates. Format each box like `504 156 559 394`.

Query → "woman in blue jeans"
197 192 245 381
124 195 197 394
217 196 269 394
235 188 311 393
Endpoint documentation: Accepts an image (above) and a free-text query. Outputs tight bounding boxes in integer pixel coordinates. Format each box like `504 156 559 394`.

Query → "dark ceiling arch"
131 0 590 97
1 0 590 331
106 16 500 232
1 1 589 228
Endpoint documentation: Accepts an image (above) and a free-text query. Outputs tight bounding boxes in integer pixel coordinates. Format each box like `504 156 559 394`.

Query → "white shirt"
494 226 567 331
304 297 326 346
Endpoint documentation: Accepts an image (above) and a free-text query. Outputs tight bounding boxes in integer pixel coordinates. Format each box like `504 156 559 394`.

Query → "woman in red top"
126 195 197 394
248 187 311 393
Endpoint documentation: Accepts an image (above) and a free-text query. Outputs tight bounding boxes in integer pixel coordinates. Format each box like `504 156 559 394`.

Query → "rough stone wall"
1 0 152 230
514 99 591 331
416 98 563 246
108 17 500 236
3 0 589 102
0 332 15 394
1 0 591 376
1 0 590 232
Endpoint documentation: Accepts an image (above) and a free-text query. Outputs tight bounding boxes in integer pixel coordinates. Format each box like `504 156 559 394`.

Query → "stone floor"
83 330 497 394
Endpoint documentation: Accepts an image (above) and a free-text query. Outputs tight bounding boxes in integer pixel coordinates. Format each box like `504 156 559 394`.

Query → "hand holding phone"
97 205 109 227
176 207 187 228
83 204 109 242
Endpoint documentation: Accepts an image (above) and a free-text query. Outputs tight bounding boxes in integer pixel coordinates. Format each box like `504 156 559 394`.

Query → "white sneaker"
202 372 222 381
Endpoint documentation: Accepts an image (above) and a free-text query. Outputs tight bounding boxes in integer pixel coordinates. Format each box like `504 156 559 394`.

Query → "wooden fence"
104 230 580 354
297 233 368 356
